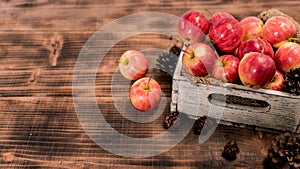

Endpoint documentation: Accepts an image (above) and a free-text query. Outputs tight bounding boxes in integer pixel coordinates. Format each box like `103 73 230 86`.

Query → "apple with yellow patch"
119 50 148 80
130 77 162 112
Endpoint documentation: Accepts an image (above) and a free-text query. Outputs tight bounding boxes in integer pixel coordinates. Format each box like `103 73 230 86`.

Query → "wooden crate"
171 49 300 133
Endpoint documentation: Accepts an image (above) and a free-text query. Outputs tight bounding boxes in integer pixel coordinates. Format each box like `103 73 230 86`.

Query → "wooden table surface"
1 0 299 168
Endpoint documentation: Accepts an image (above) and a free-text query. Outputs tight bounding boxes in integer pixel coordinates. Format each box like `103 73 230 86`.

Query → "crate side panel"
176 80 300 132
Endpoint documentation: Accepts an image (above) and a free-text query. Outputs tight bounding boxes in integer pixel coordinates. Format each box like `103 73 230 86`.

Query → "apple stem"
261 42 265 54
204 9 214 16
182 49 194 58
145 76 152 90
288 37 300 43
271 76 276 83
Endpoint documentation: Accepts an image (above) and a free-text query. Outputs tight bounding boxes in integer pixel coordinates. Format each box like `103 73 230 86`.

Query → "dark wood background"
1 0 299 168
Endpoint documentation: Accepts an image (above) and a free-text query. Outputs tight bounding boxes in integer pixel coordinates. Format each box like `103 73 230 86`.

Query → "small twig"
204 9 214 16
191 76 212 90
48 33 64 66
28 68 41 83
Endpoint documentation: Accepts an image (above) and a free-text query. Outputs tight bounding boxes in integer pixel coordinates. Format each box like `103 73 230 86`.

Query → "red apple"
265 70 285 91
261 16 296 48
130 77 162 112
212 55 240 83
182 42 216 77
274 42 300 73
238 52 276 88
240 16 264 41
119 50 148 80
209 12 235 26
178 10 209 44
209 17 243 53
236 39 274 59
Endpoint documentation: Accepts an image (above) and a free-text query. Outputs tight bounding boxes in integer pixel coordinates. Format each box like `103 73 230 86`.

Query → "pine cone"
266 132 300 169
193 116 216 135
222 140 240 161
163 111 179 129
193 116 207 135
284 68 300 96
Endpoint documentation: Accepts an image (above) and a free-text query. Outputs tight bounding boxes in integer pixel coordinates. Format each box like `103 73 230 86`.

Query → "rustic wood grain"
1 0 300 168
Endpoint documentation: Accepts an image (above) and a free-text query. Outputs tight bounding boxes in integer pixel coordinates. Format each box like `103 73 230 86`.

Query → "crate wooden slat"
172 48 300 133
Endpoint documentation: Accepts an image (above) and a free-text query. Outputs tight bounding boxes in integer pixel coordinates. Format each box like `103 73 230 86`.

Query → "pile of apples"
118 50 162 112
179 10 300 90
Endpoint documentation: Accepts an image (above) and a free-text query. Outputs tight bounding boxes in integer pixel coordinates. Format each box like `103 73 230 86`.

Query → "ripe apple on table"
236 38 274 59
240 16 264 41
261 16 296 48
265 70 285 91
274 42 300 73
238 52 276 88
208 12 235 26
212 55 240 83
181 42 216 77
208 17 243 53
130 77 162 112
178 10 209 44
118 50 148 80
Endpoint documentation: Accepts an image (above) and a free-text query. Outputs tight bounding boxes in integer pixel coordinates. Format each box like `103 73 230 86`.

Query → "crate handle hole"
207 93 271 112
